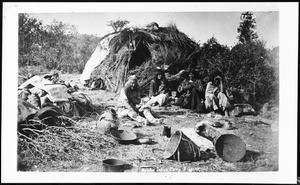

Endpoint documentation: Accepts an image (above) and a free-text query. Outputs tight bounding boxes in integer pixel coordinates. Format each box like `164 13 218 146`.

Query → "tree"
197 37 231 82
229 40 276 104
18 13 46 67
66 34 102 73
107 19 130 32
265 47 279 105
18 14 104 76
40 20 77 70
237 12 258 44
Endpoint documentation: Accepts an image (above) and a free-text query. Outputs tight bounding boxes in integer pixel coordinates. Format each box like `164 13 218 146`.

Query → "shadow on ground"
124 163 133 171
241 150 260 162
156 111 186 116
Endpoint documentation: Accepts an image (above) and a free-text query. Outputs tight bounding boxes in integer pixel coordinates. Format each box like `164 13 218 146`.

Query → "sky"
29 11 279 49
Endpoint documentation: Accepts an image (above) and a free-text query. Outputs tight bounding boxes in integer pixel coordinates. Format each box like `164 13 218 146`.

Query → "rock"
231 106 243 117
215 114 223 119
137 138 152 144
243 104 255 113
252 166 268 172
255 159 266 167
222 120 233 130
232 104 255 117
262 103 270 115
139 166 157 172
211 121 223 128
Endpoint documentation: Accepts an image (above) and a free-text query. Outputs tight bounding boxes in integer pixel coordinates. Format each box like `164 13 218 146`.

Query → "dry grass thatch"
91 24 199 93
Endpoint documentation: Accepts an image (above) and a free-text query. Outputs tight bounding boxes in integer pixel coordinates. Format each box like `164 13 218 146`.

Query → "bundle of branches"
108 27 160 54
17 117 116 171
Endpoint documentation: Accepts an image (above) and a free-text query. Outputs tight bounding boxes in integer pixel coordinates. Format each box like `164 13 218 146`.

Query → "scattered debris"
137 138 153 144
231 104 255 117
139 166 157 172
84 76 106 90
17 73 278 172
194 121 246 162
175 115 186 118
219 119 234 130
244 117 272 126
18 98 39 124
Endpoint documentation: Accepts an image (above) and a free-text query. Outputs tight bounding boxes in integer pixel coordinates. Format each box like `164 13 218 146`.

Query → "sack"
18 98 39 123
71 92 94 112
33 105 73 127
55 101 80 117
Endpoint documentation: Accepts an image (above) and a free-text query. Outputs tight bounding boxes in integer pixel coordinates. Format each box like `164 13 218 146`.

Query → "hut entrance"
129 43 151 70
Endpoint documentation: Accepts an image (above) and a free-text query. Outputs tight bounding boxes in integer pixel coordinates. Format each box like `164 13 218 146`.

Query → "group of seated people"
117 68 233 127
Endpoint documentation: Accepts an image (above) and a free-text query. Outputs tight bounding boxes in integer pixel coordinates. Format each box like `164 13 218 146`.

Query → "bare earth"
37 73 279 172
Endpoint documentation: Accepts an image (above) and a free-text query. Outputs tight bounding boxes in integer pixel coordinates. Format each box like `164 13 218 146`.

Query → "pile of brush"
17 116 116 171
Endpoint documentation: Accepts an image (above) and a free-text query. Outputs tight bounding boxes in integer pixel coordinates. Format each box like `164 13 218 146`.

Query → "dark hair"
213 76 221 85
209 70 224 82
188 69 199 79
154 69 166 81
160 78 167 84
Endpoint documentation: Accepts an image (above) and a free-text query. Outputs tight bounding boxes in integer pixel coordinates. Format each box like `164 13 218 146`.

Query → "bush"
194 38 278 107
18 14 101 76
229 40 277 105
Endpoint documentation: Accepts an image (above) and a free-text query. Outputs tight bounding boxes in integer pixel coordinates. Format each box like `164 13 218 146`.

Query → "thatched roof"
91 24 200 94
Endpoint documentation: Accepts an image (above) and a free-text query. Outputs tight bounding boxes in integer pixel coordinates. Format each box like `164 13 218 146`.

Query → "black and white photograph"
2 2 298 184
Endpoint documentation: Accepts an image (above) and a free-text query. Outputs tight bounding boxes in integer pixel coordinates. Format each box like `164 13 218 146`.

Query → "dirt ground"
35 73 279 172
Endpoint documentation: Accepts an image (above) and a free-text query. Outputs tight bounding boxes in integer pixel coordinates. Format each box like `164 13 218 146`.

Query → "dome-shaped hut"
83 23 200 94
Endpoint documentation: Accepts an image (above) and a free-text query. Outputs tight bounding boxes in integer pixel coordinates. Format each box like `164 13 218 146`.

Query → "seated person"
174 70 205 113
140 70 171 110
205 75 232 117
117 75 163 126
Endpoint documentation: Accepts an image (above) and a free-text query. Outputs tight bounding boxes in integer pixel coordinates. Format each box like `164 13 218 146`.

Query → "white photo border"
2 2 298 183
